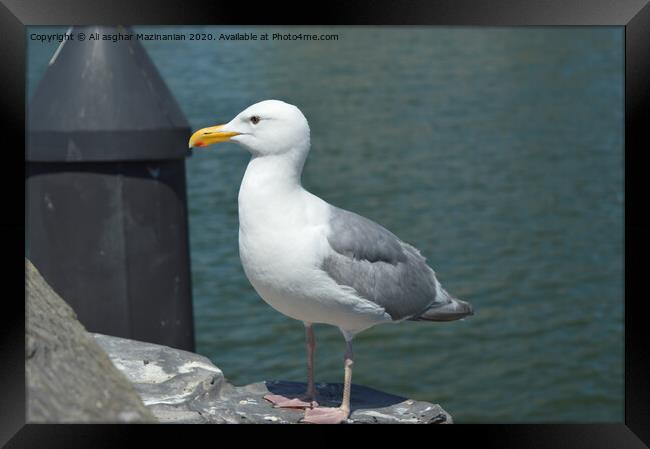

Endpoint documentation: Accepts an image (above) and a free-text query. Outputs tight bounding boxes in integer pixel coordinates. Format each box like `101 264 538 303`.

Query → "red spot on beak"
194 141 205 147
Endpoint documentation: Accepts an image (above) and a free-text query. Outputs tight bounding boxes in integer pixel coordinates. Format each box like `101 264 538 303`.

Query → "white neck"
238 145 310 230
243 148 306 190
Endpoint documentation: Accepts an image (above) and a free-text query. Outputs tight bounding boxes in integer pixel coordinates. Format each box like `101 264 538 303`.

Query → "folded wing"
322 207 449 321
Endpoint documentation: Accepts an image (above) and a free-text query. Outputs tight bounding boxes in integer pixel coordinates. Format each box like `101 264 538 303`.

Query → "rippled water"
28 26 624 422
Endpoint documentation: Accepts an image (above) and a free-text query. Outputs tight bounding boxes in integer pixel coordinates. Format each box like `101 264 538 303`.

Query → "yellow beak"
188 124 240 148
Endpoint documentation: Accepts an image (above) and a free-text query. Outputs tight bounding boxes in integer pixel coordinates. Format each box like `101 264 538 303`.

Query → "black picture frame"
2 0 648 447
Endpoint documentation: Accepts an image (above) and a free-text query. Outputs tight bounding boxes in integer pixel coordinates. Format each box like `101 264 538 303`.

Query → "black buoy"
27 26 195 351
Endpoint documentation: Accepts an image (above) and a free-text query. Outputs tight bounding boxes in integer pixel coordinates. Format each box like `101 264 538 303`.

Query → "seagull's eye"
250 116 261 125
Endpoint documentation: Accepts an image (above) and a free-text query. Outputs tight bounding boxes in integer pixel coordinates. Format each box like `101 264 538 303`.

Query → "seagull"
188 100 474 424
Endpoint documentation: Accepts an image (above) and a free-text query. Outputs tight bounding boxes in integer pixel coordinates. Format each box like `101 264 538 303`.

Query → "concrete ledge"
26 256 452 424
94 333 453 424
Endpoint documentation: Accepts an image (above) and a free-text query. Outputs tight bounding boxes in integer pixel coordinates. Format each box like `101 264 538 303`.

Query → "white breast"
237 161 391 333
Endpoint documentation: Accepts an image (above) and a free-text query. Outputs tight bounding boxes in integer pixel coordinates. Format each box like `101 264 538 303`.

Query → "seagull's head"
188 100 310 157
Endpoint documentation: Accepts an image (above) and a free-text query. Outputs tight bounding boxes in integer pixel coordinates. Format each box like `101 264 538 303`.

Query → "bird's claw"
302 406 350 424
264 393 318 409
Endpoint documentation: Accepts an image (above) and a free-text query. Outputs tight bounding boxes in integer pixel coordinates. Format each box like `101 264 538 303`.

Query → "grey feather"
322 207 472 321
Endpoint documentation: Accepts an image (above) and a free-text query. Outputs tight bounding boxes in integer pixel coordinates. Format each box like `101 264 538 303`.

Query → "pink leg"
302 337 353 424
305 322 317 398
264 322 319 409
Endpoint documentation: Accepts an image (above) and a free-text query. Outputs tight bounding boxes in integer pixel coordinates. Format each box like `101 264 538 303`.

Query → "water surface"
28 26 624 422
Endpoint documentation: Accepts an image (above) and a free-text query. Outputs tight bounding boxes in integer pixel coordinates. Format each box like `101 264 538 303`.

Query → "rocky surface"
25 259 156 423
94 333 453 424
25 256 451 424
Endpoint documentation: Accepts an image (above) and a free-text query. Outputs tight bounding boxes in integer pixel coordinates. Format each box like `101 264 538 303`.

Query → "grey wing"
322 207 444 321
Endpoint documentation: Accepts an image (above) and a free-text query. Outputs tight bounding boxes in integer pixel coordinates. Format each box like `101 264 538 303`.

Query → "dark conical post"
27 26 195 351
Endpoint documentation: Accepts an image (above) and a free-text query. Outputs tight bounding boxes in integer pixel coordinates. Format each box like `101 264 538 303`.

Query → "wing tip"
414 298 474 322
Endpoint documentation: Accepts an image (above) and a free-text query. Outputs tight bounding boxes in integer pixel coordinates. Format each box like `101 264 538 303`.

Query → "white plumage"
189 99 473 423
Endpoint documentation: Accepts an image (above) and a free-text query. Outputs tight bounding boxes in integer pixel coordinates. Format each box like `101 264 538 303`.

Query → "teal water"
28 26 624 422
